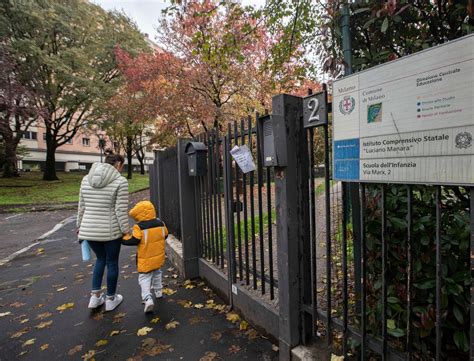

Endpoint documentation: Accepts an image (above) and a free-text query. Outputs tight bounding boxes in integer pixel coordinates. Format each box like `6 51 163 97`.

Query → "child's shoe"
88 293 105 309
105 294 123 311
144 296 154 313
155 290 163 299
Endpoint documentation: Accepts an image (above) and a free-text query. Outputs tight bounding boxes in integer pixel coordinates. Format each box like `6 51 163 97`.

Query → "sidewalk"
0 220 278 360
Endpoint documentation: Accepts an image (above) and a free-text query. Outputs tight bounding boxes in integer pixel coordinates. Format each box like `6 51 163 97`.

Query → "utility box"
259 115 278 167
185 142 208 176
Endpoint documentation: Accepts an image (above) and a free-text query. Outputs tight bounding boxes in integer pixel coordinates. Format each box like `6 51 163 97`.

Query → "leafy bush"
363 185 470 359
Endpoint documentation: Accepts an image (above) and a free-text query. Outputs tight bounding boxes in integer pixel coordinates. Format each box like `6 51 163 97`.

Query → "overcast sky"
93 0 266 41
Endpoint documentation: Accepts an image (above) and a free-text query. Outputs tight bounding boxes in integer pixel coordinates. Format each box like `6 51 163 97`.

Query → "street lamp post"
98 134 106 163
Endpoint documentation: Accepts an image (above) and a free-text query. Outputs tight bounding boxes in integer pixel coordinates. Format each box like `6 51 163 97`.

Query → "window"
43 133 46 141
66 138 73 144
82 138 90 146
22 131 37 140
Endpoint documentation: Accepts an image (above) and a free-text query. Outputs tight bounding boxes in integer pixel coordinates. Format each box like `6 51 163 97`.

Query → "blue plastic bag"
81 240 91 262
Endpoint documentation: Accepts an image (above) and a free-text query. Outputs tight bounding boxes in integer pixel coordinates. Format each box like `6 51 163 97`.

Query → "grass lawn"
0 171 149 206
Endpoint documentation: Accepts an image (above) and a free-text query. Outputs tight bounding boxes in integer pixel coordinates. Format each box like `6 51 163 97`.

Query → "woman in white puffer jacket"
77 153 130 311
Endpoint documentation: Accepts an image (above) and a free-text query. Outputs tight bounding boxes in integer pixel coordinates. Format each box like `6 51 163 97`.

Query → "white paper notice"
230 145 256 173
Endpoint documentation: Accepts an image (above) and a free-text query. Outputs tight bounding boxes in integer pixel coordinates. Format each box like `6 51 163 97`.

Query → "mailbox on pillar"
258 112 288 167
185 142 207 176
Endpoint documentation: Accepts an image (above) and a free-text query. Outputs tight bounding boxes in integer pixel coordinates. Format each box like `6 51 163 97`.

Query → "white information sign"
230 144 256 173
333 34 474 185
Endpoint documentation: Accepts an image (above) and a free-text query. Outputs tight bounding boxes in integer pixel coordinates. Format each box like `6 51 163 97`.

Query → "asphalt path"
0 210 76 260
0 215 277 360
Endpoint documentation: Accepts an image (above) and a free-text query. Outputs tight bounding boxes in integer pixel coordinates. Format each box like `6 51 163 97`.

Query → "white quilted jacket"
77 162 130 241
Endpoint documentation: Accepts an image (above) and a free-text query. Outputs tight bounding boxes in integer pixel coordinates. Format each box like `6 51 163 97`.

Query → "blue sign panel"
334 159 360 180
333 138 360 160
333 139 360 180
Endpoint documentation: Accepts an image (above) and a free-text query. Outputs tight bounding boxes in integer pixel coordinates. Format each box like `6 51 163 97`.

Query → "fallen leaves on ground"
137 327 153 336
212 303 227 313
226 312 240 323
331 355 344 361
113 312 126 323
0 311 12 317
95 339 108 347
245 328 259 340
205 300 215 308
18 351 28 357
162 288 176 296
228 345 241 355
210 331 222 341
56 287 67 292
194 303 204 309
81 349 95 360
199 351 219 361
92 312 104 321
165 320 180 330
140 338 172 357
150 317 160 324
40 344 49 351
22 338 35 347
11 328 29 338
36 312 52 320
239 320 249 331
19 319 29 324
110 330 120 336
272 345 279 352
36 248 45 255
10 302 25 308
197 281 205 287
56 302 74 312
189 316 205 325
176 300 193 308
68 345 83 356
35 320 53 329
184 280 195 289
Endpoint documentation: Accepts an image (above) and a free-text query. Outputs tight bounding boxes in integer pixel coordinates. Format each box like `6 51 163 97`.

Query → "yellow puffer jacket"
123 201 168 273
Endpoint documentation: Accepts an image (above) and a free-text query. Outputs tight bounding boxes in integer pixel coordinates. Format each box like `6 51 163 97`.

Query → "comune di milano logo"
455 131 472 149
339 95 355 115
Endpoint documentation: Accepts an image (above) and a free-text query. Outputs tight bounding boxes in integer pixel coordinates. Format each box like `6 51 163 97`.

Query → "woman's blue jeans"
88 238 121 296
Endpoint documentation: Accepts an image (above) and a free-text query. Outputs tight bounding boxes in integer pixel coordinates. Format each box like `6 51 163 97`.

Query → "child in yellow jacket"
123 201 168 313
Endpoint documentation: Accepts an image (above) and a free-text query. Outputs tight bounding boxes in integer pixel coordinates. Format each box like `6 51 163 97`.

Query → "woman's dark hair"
104 150 124 165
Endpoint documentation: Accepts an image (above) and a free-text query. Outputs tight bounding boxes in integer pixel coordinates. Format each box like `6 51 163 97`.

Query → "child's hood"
129 200 157 222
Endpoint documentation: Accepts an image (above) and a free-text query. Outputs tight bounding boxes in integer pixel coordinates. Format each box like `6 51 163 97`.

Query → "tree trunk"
43 135 58 181
136 148 145 175
126 136 133 180
2 135 19 178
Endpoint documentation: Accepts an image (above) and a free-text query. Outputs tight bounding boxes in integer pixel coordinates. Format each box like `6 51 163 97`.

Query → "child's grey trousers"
138 269 163 300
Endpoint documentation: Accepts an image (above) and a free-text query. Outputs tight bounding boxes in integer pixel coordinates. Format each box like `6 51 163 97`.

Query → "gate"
193 118 278 310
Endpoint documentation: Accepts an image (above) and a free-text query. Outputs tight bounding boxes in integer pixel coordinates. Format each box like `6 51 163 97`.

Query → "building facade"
18 125 155 172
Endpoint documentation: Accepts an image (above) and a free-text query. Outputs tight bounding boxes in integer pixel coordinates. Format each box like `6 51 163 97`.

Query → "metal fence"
150 93 473 360
303 122 472 360
155 146 181 239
